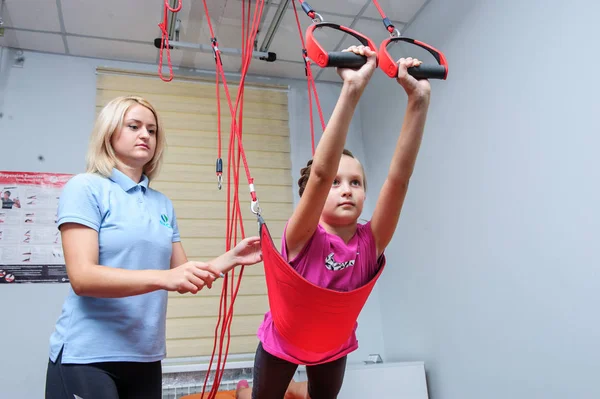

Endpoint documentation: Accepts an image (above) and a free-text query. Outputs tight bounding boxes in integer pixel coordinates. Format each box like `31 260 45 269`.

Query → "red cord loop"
372 0 449 80
165 0 182 12
157 1 181 82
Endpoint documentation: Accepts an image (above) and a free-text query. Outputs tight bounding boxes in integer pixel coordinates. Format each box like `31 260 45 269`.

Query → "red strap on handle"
370 0 449 80
379 36 449 80
305 22 379 68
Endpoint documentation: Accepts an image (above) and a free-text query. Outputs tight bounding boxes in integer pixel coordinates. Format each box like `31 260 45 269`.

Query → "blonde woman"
45 96 263 399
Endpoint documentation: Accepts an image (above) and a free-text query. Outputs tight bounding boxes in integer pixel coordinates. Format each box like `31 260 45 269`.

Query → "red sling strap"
259 216 386 353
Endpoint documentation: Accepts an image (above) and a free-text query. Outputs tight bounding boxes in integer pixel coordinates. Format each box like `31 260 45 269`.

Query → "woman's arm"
285 46 378 259
170 236 262 280
370 57 432 256
63 224 220 297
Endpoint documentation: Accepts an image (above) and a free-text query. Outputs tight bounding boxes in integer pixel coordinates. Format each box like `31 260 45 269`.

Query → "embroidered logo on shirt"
160 214 172 228
325 253 355 271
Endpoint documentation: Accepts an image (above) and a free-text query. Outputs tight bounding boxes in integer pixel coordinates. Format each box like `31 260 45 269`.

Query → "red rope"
202 0 260 193
370 0 396 33
216 67 222 187
295 0 316 19
196 0 266 396
291 0 325 155
156 0 324 393
371 0 387 20
157 0 178 82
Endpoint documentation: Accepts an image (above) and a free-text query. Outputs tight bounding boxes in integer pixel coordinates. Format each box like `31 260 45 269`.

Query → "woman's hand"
164 261 221 294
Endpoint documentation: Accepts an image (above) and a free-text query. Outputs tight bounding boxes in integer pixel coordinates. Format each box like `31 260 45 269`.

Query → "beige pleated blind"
95 68 292 359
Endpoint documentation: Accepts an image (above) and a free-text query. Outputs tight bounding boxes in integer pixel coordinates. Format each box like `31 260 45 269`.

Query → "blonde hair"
85 96 166 182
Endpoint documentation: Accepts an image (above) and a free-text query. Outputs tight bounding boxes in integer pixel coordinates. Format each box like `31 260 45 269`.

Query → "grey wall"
0 50 383 398
358 0 600 398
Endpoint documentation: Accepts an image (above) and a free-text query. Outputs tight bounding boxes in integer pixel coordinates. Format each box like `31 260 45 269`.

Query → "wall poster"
0 171 72 284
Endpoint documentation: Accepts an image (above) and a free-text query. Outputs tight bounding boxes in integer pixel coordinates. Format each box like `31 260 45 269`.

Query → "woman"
45 96 263 399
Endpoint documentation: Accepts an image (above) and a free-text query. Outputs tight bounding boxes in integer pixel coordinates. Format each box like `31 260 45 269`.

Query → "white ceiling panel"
305 0 366 17
271 0 367 17
172 0 254 71
67 36 158 64
0 0 434 83
335 18 406 54
60 0 162 42
0 0 62 32
254 4 279 49
220 0 271 30
194 20 246 50
0 30 65 54
361 0 427 23
175 0 227 43
258 5 354 63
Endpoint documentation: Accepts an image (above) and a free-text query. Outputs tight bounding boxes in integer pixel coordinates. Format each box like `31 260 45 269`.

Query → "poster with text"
0 171 73 284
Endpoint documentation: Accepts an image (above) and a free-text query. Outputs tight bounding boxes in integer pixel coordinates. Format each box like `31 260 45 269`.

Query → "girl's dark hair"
298 148 367 197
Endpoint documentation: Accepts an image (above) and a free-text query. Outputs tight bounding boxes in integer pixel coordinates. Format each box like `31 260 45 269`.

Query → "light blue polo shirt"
49 168 180 364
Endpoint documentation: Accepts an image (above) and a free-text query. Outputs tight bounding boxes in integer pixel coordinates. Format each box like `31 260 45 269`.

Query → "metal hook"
251 200 262 216
217 175 222 190
391 28 401 38
312 12 323 24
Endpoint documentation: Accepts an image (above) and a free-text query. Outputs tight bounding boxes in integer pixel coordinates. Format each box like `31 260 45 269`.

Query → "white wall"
0 50 383 398
359 0 600 398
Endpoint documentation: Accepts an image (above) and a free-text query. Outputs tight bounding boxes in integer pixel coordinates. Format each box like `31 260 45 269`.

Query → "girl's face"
321 155 366 226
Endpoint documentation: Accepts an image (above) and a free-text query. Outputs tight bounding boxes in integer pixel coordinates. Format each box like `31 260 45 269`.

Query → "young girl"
248 45 432 399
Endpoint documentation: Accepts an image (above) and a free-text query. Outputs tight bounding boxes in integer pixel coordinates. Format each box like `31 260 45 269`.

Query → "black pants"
45 349 162 399
251 342 347 399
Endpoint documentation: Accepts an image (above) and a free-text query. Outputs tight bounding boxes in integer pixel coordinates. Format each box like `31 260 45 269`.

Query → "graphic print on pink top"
257 221 384 365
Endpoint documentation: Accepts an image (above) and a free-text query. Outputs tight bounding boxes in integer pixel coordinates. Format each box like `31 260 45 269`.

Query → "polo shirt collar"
109 168 149 192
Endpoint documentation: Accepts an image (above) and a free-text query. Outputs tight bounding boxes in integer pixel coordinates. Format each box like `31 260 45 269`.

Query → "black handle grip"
407 64 446 80
327 51 367 68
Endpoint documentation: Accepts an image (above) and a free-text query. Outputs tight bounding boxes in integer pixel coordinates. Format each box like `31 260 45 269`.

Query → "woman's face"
111 104 157 170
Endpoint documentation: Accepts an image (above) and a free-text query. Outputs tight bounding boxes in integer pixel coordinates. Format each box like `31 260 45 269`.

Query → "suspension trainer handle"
305 22 379 68
379 36 448 80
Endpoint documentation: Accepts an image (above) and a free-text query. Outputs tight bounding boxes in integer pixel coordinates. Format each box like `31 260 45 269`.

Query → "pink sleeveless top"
257 221 382 365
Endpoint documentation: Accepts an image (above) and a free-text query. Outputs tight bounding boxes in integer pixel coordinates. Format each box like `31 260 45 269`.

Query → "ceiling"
0 0 428 82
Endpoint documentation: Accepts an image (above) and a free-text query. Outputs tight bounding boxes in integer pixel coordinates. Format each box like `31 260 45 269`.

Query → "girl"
248 45 432 399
